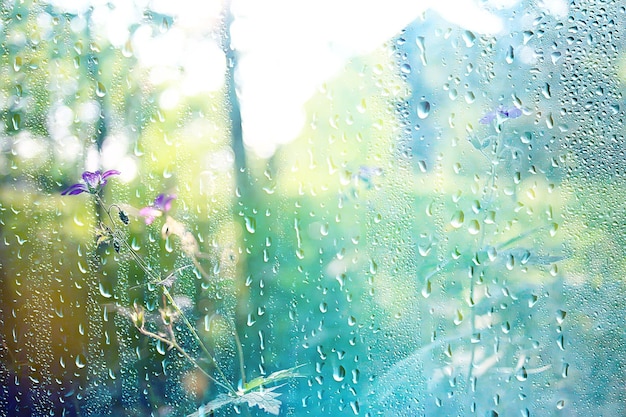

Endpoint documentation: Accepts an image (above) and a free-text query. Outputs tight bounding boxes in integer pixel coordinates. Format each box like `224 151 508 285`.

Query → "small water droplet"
454 309 463 325
556 309 566 324
417 101 431 119
369 258 377 274
11 114 20 130
349 400 359 414
400 63 411 74
450 210 464 228
75 353 86 368
505 45 514 64
13 56 22 72
468 219 480 235
244 216 256 233
156 339 167 355
542 83 551 99
516 366 528 381
160 17 169 33
96 82 106 98
333 365 346 382
122 39 133 58
462 30 476 47
99 282 112 298
421 279 432 298
551 51 562 64
556 400 565 410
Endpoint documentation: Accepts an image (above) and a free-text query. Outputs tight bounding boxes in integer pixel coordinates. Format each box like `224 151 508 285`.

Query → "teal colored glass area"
1 1 625 416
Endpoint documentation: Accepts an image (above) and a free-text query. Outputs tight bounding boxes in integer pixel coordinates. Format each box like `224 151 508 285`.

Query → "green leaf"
244 364 306 391
188 385 286 417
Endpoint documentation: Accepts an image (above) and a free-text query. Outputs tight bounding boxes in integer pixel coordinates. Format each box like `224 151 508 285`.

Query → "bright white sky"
48 0 569 159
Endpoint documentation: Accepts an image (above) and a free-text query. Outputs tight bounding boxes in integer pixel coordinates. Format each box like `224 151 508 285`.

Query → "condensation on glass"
0 1 624 416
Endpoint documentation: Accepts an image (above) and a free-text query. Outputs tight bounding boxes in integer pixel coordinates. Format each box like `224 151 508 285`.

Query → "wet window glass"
1 1 625 416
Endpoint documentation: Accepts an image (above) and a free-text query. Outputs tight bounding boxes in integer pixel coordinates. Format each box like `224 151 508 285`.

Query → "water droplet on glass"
556 309 566 324
122 39 133 58
454 309 463 325
422 279 432 298
557 335 565 350
417 101 431 119
462 30 476 47
75 353 86 368
542 83 552 98
160 18 169 33
333 365 346 382
11 114 20 130
556 400 565 410
156 339 167 355
400 63 411 74
96 82 106 98
551 51 562 64
13 56 22 72
99 282 112 298
450 210 464 228
515 366 528 381
244 216 256 233
505 45 514 64
468 219 480 235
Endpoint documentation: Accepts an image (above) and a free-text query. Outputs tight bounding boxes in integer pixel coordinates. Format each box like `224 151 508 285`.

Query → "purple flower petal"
139 194 176 224
139 207 162 225
61 183 89 195
481 106 522 124
63 169 121 196
154 194 176 211
479 112 496 124
101 170 121 180
504 107 522 118
82 171 101 189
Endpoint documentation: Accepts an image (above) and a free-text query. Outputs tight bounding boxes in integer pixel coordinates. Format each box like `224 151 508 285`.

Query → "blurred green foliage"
0 1 625 416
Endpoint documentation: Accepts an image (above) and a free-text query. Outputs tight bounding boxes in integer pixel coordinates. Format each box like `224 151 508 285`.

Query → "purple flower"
62 170 121 195
479 106 522 124
139 193 176 225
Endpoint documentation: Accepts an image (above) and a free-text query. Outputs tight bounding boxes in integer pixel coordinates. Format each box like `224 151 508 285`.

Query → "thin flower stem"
136 326 234 393
93 196 237 394
233 326 246 387
467 127 502 387
161 286 237 394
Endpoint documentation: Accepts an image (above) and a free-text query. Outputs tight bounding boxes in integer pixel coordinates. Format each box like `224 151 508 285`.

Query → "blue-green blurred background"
1 1 625 416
